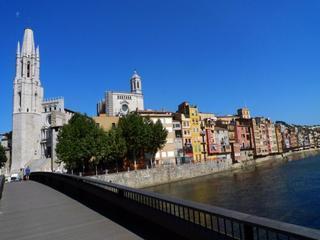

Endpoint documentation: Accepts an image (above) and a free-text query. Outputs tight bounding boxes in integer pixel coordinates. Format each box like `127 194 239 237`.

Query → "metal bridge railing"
31 172 320 240
0 175 5 200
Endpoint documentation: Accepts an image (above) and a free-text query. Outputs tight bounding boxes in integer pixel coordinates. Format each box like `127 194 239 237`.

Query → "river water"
147 153 320 229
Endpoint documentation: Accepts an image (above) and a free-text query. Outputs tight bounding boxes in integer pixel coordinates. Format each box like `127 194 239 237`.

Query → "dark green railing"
30 172 320 240
0 175 5 200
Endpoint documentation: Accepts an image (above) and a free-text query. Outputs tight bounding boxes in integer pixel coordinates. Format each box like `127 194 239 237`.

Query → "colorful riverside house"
177 102 202 162
302 129 311 149
275 121 291 152
212 127 233 162
251 117 269 157
172 120 184 164
275 124 284 153
266 119 279 154
199 112 216 161
314 130 320 147
309 132 315 148
289 127 299 151
297 128 305 150
216 114 238 163
234 118 254 162
174 112 192 163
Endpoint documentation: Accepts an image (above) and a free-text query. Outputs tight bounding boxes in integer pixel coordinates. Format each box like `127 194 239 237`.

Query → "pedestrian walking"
25 166 31 180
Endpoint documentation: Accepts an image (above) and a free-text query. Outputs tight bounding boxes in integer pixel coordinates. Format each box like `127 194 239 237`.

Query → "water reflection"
147 154 320 229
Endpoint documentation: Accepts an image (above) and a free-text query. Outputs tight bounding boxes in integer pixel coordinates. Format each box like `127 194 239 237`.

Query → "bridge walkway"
0 181 142 240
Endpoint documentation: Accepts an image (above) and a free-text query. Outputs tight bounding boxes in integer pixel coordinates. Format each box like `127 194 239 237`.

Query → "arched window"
35 93 38 110
137 81 140 89
18 92 21 108
27 61 31 77
21 60 23 77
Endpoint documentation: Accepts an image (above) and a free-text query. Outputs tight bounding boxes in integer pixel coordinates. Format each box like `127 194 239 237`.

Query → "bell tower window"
27 61 30 77
21 60 23 77
35 93 38 110
18 91 22 108
137 81 140 89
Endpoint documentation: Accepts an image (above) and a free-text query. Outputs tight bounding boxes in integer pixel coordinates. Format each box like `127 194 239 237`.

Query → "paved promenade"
0 181 142 240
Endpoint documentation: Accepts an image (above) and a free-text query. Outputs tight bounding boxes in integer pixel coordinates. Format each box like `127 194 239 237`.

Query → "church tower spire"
16 41 20 56
21 28 35 57
130 70 142 94
11 28 44 173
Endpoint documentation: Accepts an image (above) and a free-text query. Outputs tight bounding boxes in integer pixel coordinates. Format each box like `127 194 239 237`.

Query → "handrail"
0 175 5 200
30 172 320 240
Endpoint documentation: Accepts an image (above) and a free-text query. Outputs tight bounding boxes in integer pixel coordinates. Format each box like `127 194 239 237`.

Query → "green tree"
103 127 127 171
145 119 168 166
56 113 106 173
0 145 7 168
118 113 147 165
118 113 168 167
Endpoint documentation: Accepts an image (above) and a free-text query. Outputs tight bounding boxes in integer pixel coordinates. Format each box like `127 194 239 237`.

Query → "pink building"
235 118 254 162
235 118 254 150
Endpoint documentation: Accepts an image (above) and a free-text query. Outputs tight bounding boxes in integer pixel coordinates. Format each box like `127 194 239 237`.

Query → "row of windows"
192 119 199 125
183 130 191 135
117 95 132 100
173 123 181 128
155 150 175 159
182 121 190 127
44 106 61 112
193 128 200 133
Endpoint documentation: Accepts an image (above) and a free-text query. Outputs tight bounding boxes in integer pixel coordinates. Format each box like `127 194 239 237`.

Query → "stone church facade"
97 71 144 116
11 28 72 173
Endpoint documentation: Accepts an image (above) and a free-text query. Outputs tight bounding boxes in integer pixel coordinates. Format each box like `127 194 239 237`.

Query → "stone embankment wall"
93 158 233 188
92 149 320 188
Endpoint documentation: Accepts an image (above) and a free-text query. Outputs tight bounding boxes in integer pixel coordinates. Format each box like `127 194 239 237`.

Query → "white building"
11 28 72 173
137 111 179 165
97 71 144 116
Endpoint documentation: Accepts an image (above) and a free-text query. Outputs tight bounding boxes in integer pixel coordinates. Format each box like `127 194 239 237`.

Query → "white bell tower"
130 70 142 94
11 28 44 173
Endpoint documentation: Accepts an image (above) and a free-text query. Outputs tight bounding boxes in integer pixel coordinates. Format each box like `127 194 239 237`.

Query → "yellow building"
93 114 119 131
177 102 202 162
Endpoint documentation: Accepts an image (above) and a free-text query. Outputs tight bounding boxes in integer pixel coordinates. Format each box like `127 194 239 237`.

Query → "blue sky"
1 0 320 133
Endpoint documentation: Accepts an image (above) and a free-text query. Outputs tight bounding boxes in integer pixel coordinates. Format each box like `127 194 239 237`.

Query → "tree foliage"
145 119 168 162
103 127 127 164
0 145 7 168
118 113 168 165
118 113 150 162
56 112 168 173
56 113 106 171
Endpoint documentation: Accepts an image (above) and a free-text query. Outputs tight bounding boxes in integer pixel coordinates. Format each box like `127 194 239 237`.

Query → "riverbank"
232 148 320 170
91 148 320 188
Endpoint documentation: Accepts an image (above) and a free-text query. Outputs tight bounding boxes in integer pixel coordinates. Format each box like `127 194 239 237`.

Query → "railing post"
118 189 124 198
0 175 4 200
243 224 254 240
